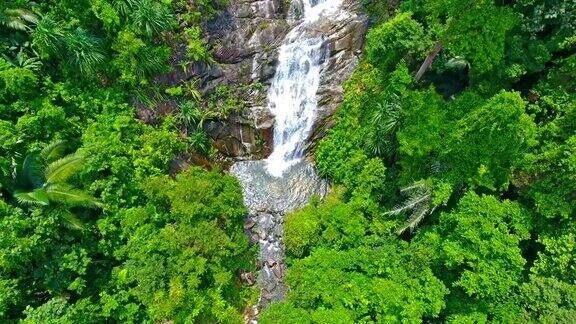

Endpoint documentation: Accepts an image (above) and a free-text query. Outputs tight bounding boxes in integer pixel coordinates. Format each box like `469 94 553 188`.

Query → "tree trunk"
415 41 443 81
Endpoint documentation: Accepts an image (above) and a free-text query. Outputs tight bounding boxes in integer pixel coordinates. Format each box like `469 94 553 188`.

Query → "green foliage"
0 7 39 31
0 66 37 98
298 0 575 321
111 29 170 85
12 142 101 212
518 276 576 322
32 18 106 76
441 91 537 190
0 1 254 322
79 110 185 205
184 26 212 62
514 0 576 51
402 0 518 80
366 12 429 73
270 243 447 323
444 4 517 76
2 0 576 321
130 0 175 37
522 135 576 219
395 86 445 182
531 231 576 284
437 193 531 304
105 168 253 322
285 192 369 258
518 56 576 220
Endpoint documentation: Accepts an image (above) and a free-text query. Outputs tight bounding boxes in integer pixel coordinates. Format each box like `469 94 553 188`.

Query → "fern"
5 50 43 71
60 210 86 230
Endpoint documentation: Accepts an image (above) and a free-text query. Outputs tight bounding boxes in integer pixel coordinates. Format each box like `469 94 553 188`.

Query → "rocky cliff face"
200 0 368 158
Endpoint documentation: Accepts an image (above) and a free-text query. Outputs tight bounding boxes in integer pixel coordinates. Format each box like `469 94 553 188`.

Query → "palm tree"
367 98 401 157
387 181 434 235
130 0 175 37
112 0 137 17
12 141 101 228
29 16 65 57
63 27 106 75
0 8 39 32
31 17 105 76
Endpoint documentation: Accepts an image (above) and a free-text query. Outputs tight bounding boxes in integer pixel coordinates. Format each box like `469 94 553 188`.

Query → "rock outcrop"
200 0 368 158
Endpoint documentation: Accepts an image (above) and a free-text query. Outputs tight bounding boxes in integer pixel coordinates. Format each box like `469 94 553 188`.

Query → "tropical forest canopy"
0 0 575 323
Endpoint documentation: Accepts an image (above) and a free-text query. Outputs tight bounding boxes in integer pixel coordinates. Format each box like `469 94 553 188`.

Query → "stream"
230 0 349 319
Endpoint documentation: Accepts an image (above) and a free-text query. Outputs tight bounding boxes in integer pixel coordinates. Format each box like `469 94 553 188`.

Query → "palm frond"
60 210 86 230
5 19 27 31
9 9 39 25
2 9 39 31
378 101 401 135
130 0 175 37
45 183 102 208
396 207 429 235
17 55 42 70
64 28 105 76
386 194 429 215
44 153 85 184
32 17 67 57
41 140 67 162
400 182 428 194
22 152 45 188
388 181 433 235
14 189 50 206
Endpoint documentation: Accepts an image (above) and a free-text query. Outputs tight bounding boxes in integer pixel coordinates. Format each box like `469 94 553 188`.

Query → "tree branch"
415 41 443 81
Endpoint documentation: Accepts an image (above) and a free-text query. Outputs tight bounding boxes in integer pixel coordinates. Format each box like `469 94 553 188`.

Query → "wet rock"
240 271 256 286
203 0 290 90
255 259 264 270
244 218 256 229
308 2 368 151
150 1 366 160
202 0 366 159
231 159 328 310
230 160 328 215
271 263 284 278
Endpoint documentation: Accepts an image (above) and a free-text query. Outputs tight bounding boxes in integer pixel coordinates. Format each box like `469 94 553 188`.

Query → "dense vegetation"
261 0 576 322
1 0 575 323
1 0 256 322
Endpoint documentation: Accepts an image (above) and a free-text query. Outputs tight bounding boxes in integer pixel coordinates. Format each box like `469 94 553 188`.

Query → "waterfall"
230 0 359 320
265 0 343 177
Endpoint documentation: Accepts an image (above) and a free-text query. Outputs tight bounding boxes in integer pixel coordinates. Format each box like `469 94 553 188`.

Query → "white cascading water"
265 0 343 177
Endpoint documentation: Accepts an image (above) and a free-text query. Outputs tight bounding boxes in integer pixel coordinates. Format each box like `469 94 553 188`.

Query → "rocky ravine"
225 0 368 320
231 160 328 311
200 0 368 159
166 0 368 320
